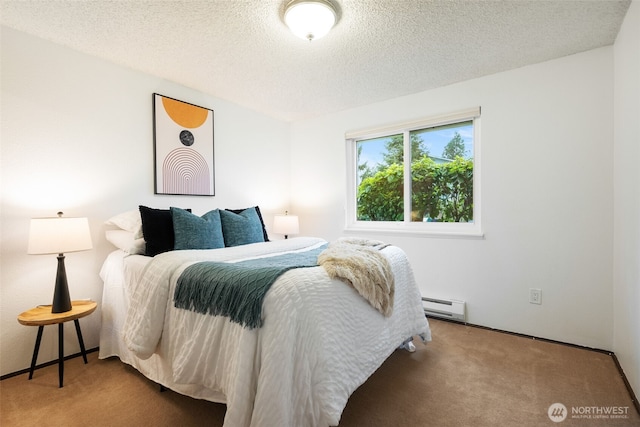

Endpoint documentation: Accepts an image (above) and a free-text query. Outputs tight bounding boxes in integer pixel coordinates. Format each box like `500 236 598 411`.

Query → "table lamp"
27 212 92 313
273 211 299 239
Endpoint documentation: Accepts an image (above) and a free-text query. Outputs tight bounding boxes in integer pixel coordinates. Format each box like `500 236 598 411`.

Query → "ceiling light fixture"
284 0 337 41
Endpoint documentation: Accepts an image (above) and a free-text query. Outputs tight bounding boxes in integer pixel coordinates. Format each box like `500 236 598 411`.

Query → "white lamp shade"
284 0 337 41
28 216 93 255
273 214 300 236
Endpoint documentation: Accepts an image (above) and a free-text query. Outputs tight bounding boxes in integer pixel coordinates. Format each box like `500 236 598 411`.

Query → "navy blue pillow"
171 207 224 250
220 207 266 247
139 205 191 256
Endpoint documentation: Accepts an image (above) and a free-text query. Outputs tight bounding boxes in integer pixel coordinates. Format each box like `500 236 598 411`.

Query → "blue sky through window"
357 122 473 174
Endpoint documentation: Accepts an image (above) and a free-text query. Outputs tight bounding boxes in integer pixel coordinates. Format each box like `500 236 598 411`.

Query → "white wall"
613 0 640 397
291 47 615 350
0 27 291 376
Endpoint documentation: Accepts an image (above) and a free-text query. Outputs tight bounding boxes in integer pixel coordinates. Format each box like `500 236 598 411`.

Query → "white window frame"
345 107 483 239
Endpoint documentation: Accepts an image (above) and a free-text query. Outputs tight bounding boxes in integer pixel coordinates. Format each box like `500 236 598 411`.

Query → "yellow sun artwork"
153 93 215 196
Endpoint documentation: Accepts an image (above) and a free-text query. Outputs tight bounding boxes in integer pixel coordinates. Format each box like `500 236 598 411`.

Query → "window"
345 107 482 237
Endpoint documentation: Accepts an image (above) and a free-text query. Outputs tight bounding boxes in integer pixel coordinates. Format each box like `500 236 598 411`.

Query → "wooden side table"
17 300 97 388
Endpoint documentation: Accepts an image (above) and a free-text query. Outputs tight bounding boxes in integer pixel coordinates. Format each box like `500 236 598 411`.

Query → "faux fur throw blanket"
318 238 394 317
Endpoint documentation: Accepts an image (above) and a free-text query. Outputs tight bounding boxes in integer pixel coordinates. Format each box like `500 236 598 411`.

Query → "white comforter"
117 237 430 427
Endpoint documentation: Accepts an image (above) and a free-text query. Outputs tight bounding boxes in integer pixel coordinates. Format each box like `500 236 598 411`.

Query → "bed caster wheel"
398 338 416 352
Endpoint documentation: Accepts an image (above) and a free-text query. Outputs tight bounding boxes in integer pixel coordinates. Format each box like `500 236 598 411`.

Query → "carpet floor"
1 319 638 426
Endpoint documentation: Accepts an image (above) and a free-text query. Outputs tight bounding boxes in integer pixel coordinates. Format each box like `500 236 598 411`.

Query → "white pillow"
105 229 146 255
105 209 143 239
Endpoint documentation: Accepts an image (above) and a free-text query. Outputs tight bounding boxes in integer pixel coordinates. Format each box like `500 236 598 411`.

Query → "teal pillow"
226 206 269 242
171 207 224 250
219 207 266 247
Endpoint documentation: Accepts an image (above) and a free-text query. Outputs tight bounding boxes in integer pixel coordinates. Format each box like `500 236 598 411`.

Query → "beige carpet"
1 319 638 426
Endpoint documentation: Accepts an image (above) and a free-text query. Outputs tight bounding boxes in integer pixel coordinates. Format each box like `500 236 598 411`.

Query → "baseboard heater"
422 297 466 322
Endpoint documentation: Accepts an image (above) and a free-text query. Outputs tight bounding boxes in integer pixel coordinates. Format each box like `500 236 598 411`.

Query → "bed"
98 207 431 427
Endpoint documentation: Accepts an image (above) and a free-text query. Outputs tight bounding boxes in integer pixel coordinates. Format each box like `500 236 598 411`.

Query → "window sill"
343 223 485 240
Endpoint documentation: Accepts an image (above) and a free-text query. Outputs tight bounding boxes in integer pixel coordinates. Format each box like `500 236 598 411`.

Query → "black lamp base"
52 254 72 313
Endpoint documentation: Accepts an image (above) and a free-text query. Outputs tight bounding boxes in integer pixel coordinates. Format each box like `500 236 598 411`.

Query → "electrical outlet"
529 288 542 305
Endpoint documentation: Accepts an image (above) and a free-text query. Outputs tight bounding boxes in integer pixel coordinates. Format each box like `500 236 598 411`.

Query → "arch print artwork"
153 93 215 195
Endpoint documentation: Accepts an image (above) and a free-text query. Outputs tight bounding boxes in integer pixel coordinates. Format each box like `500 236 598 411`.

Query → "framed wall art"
153 93 215 196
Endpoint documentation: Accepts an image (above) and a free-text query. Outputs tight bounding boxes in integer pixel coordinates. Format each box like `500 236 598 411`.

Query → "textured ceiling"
0 0 631 121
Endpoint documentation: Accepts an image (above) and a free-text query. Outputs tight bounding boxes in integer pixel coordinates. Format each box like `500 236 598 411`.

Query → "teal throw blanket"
174 244 327 329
